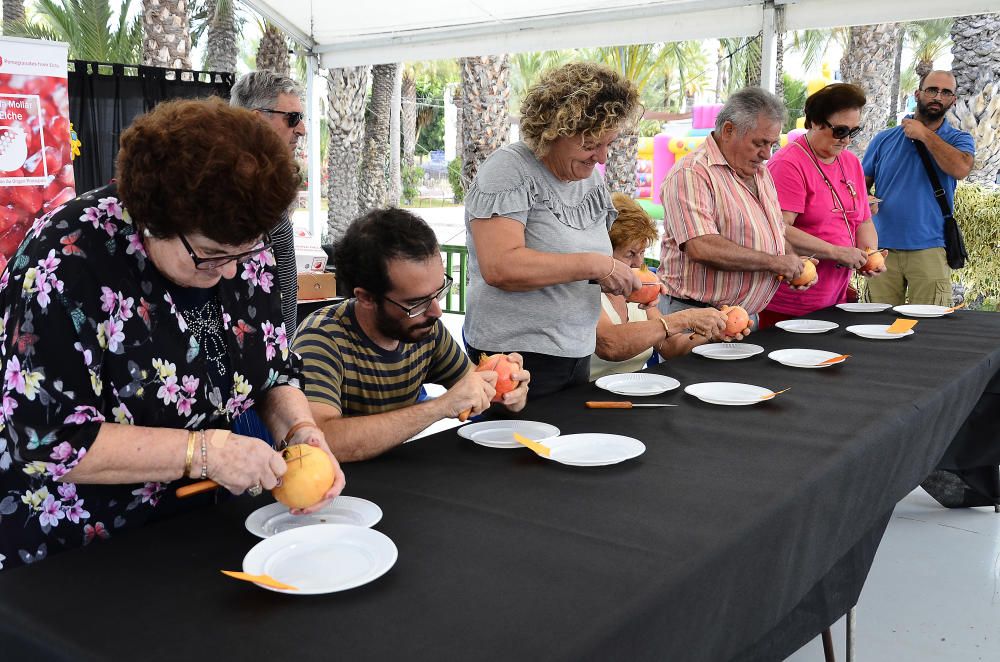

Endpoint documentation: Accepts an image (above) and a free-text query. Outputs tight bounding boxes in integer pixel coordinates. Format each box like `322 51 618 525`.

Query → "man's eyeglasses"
920 87 956 99
179 233 272 271
254 108 305 128
824 122 863 140
383 275 454 318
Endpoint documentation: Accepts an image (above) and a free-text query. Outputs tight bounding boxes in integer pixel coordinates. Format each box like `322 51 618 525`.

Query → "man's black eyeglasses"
824 122 862 140
255 108 305 128
179 233 272 271
920 87 956 99
383 275 454 318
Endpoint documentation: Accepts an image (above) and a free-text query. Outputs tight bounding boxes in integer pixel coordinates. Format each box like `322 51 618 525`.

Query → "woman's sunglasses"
255 108 305 128
824 122 862 140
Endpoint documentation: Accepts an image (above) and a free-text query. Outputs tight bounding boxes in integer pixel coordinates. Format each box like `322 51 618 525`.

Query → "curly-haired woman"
463 62 645 396
0 98 344 570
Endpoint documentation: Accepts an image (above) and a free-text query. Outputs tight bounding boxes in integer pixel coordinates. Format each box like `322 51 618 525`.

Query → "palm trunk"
951 13 1000 98
605 133 639 197
256 22 289 77
203 0 237 73
459 55 510 191
3 0 25 34
326 66 370 242
890 33 904 119
358 63 398 213
388 65 402 207
401 68 417 170
142 0 192 69
840 23 902 156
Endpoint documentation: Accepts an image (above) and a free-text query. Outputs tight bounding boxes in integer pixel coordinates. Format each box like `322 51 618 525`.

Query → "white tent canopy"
238 0 996 235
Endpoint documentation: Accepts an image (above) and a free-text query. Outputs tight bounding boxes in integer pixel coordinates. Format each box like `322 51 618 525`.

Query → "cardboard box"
296 272 337 300
294 245 328 272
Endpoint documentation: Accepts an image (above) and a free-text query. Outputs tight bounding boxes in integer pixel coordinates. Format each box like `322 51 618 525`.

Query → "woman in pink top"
760 84 886 327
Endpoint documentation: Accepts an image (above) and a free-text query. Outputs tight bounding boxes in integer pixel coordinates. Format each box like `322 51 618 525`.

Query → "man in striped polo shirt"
293 209 530 461
658 88 815 323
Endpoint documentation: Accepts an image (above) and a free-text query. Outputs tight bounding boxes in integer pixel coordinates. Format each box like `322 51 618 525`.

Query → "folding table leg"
846 606 856 662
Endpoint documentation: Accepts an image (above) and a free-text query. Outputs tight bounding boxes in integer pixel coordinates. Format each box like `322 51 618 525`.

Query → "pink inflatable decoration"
652 133 675 204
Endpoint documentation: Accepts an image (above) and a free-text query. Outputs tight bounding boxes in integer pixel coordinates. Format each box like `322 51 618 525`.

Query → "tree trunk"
775 30 785 103
2 0 25 34
914 59 934 80
605 132 639 197
202 0 237 74
401 68 417 170
947 81 1000 185
951 13 1000 98
358 63 398 213
890 32 904 119
460 55 510 191
452 79 464 166
840 23 903 156
142 0 192 69
388 65 403 207
715 43 727 103
256 22 289 77
326 66 370 242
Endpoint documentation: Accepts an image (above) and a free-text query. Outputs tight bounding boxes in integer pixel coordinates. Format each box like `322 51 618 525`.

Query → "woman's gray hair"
715 87 786 134
230 71 301 109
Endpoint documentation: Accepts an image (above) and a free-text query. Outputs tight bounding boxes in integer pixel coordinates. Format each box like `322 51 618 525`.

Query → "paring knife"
586 401 679 408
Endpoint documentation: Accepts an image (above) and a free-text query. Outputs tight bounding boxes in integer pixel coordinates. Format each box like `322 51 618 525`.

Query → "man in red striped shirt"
658 88 814 321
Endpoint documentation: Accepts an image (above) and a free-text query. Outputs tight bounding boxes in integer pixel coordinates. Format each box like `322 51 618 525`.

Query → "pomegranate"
861 248 885 272
625 264 660 306
790 258 817 287
476 353 518 402
721 305 751 337
271 444 336 509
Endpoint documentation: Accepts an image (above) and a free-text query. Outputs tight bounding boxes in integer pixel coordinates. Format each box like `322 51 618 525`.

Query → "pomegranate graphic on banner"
0 37 75 271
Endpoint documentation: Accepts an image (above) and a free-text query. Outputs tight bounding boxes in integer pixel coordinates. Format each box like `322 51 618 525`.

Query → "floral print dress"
0 184 300 571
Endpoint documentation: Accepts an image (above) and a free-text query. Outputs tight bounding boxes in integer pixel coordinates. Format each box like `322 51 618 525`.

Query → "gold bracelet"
283 420 319 445
658 317 670 339
597 256 616 281
184 431 196 478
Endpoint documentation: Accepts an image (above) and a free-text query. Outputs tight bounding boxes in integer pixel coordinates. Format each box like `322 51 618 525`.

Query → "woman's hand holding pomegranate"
284 426 346 515
835 246 869 270
678 307 729 340
205 431 287 495
597 257 642 298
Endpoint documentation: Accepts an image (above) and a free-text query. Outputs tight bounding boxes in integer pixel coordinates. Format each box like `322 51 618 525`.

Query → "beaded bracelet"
184 431 197 478
199 430 208 480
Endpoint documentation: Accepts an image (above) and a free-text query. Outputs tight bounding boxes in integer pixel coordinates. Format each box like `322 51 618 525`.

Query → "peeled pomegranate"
721 305 750 337
861 248 885 272
625 264 660 306
476 353 518 402
790 258 817 287
272 444 336 509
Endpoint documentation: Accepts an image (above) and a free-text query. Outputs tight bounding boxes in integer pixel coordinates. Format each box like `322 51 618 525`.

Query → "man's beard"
374 303 436 343
917 97 946 121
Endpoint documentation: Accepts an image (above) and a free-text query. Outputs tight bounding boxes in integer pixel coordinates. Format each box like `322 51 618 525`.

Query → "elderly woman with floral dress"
0 98 344 571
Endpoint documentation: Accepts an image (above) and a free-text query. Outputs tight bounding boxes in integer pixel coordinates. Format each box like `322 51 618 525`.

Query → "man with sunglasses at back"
292 209 530 461
230 71 306 338
862 70 975 306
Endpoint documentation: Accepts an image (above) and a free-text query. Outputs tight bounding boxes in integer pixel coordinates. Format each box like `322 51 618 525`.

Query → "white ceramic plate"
767 349 847 369
836 303 892 313
684 382 776 405
457 420 560 449
845 324 915 340
595 373 680 397
892 304 952 318
775 319 839 334
691 343 765 361
245 497 383 538
242 525 398 594
542 433 645 466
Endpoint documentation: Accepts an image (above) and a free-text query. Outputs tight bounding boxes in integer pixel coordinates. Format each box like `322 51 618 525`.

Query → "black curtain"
67 62 234 193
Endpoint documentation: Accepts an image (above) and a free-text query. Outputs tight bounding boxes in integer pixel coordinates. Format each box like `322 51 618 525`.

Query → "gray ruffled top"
462 142 617 357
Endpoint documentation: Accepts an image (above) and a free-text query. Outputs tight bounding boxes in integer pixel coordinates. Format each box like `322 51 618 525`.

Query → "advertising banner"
0 37 75 269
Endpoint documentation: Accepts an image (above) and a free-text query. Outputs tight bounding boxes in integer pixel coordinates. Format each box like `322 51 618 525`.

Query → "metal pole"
846 606 857 662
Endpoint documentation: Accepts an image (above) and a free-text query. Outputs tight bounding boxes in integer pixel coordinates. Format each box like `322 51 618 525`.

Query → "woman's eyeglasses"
180 234 272 271
824 122 862 140
383 275 454 318
255 108 305 128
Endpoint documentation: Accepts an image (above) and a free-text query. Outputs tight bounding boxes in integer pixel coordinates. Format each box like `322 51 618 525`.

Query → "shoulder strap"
912 140 953 220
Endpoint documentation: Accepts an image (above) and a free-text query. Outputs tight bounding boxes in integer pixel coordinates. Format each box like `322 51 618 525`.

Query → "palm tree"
8 0 142 64
142 0 192 69
950 13 1000 98
388 65 402 206
357 63 398 213
325 65 370 241
459 55 511 192
256 21 289 76
3 0 25 34
718 36 763 95
906 19 953 79
660 41 709 112
401 66 417 170
194 0 239 73
949 13 1000 185
510 50 571 112
839 23 902 155
585 45 670 196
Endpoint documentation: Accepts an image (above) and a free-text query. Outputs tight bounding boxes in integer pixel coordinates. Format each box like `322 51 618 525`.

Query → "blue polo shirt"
862 116 975 250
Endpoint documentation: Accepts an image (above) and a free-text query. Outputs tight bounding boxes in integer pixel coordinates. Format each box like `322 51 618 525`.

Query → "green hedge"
953 183 1000 310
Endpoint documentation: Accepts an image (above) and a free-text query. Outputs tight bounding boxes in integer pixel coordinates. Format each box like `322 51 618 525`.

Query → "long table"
2 307 998 662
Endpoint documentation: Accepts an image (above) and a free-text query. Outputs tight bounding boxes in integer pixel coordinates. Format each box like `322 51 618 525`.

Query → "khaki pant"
866 247 952 306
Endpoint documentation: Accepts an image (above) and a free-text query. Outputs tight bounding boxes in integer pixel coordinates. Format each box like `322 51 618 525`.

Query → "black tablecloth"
2 308 998 662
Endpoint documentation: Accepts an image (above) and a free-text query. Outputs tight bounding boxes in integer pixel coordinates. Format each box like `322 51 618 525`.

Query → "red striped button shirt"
658 133 786 314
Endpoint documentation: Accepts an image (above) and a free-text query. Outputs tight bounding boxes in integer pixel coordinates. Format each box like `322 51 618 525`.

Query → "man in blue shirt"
862 70 975 305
